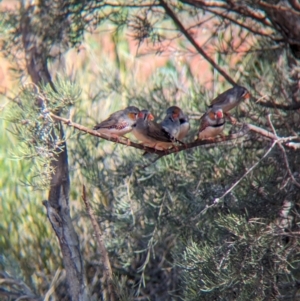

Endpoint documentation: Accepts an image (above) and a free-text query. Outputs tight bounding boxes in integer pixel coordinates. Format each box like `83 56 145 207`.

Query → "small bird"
198 108 225 140
132 109 157 147
208 85 250 123
161 106 189 142
147 121 176 150
93 106 140 140
132 109 178 150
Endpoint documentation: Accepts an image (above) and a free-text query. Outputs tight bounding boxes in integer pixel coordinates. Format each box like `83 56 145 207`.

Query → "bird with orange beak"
93 106 140 139
208 85 250 123
198 108 225 140
161 106 190 142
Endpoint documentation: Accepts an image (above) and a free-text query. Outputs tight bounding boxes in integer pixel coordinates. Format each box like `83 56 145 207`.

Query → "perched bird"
132 109 157 147
93 106 140 139
132 109 178 150
147 120 176 150
161 106 189 142
198 108 225 140
208 85 250 123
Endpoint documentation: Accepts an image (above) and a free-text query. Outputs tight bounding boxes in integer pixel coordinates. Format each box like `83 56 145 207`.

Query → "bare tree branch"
49 113 249 156
0 273 41 301
214 140 277 203
267 115 300 188
258 0 300 15
253 100 300 111
180 0 273 27
289 0 300 11
246 123 278 140
204 7 274 38
50 113 299 166
213 116 300 198
159 0 237 86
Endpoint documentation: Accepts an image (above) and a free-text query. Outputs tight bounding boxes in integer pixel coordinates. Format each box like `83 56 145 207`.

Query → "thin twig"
180 0 272 26
258 0 300 15
214 140 277 202
253 100 300 110
267 114 277 135
209 117 300 203
0 275 41 301
44 269 65 301
267 115 300 188
136 192 167 295
82 185 116 301
159 0 236 86
246 123 298 142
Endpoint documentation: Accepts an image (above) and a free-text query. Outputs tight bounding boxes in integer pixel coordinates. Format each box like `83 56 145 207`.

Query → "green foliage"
5 80 80 189
65 44 299 300
0 116 62 292
175 213 298 300
1 1 300 300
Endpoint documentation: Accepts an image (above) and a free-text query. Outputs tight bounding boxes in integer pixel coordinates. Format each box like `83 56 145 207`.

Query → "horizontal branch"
258 0 300 15
255 101 300 111
204 8 273 38
180 0 272 27
246 123 277 140
50 113 299 157
50 113 248 155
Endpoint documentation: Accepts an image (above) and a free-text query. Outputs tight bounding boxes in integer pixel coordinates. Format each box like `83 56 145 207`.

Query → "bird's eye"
148 113 154 121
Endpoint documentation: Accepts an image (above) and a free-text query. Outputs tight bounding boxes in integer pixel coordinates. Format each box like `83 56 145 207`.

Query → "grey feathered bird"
132 109 180 150
208 85 250 113
161 106 189 142
93 106 140 138
198 108 225 140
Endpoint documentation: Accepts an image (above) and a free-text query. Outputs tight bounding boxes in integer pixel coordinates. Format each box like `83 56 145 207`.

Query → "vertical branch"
159 0 236 86
20 3 89 301
82 186 116 301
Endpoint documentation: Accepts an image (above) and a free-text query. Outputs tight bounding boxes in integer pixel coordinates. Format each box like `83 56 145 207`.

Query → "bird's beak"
148 113 154 121
244 92 251 99
137 112 144 118
216 111 223 118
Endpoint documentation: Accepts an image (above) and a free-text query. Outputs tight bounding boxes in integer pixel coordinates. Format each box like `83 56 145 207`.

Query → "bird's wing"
93 111 123 130
146 121 173 142
208 93 227 107
198 114 212 133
